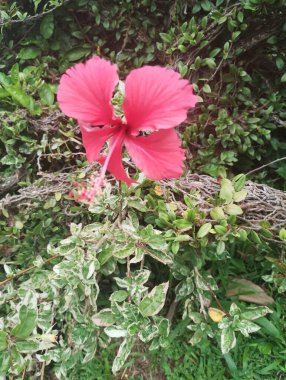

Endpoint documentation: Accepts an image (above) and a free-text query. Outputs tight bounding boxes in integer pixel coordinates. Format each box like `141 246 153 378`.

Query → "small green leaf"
15 220 24 229
220 178 234 204
110 290 128 303
138 324 158 342
160 33 172 44
55 192 62 201
276 57 284 70
221 328 236 354
0 331 7 351
173 219 193 229
241 306 272 321
281 72 286 82
237 320 260 337
65 47 91 62
197 223 212 238
210 207 226 221
232 174 246 191
18 46 41 60
0 351 10 375
104 326 127 338
40 14 54 39
10 63 19 85
11 306 37 339
139 282 169 317
225 204 243 216
15 340 40 353
113 243 135 259
279 228 286 241
39 83 54 105
112 337 134 374
203 84 211 93
233 190 247 202
92 309 115 327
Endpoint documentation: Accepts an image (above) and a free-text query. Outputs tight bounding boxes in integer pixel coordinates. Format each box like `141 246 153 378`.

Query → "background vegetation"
0 0 286 379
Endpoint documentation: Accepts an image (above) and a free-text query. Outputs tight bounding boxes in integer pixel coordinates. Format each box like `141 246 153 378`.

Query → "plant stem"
118 181 123 224
0 254 60 287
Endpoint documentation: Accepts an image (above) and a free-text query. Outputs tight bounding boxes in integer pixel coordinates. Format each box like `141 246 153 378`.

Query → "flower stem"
118 181 123 224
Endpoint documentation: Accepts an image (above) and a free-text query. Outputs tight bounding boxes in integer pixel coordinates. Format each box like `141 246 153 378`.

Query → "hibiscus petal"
125 129 185 180
97 145 135 186
58 57 118 126
80 125 118 162
123 66 197 134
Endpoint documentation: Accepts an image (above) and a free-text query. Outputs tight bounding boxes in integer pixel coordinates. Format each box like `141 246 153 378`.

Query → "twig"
0 1 70 26
167 299 178 323
246 156 286 176
0 254 60 287
40 361 46 380
207 285 228 315
21 367 26 380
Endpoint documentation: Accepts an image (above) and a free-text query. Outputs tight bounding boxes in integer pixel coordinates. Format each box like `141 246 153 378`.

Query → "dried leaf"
208 307 226 322
226 278 274 305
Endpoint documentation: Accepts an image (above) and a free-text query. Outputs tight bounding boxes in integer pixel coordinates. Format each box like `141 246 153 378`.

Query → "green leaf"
221 327 236 354
255 317 281 339
241 306 272 321
15 340 40 353
40 14 54 39
224 204 243 216
39 83 54 105
11 306 37 339
92 309 115 327
112 337 134 374
173 219 193 229
232 174 246 191
281 72 286 82
138 324 158 342
10 63 19 85
276 57 284 70
237 11 244 23
113 243 135 259
203 84 211 93
0 351 10 376
104 326 127 338
18 46 41 60
233 190 247 202
220 178 234 203
223 353 238 377
237 320 260 338
110 290 128 303
210 207 226 221
279 228 286 241
0 331 7 351
65 47 91 62
197 223 212 238
160 33 172 44
201 0 212 11
0 72 10 86
139 282 169 317
146 248 173 265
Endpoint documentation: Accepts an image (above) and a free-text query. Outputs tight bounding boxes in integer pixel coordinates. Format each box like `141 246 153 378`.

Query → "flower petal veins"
123 66 197 134
57 57 119 126
80 125 119 162
124 129 185 180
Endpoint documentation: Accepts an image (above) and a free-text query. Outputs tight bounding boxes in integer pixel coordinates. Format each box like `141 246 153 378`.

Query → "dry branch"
1 172 285 241
164 174 286 240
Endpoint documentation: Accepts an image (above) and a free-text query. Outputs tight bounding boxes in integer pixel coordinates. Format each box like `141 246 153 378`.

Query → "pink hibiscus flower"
57 57 197 202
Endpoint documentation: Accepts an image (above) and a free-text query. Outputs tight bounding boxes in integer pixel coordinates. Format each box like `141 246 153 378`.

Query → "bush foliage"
0 0 286 379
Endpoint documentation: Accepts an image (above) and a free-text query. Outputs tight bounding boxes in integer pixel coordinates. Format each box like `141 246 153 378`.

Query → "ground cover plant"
0 0 286 379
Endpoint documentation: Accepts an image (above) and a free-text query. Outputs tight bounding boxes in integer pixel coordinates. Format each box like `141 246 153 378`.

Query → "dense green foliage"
0 0 286 379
